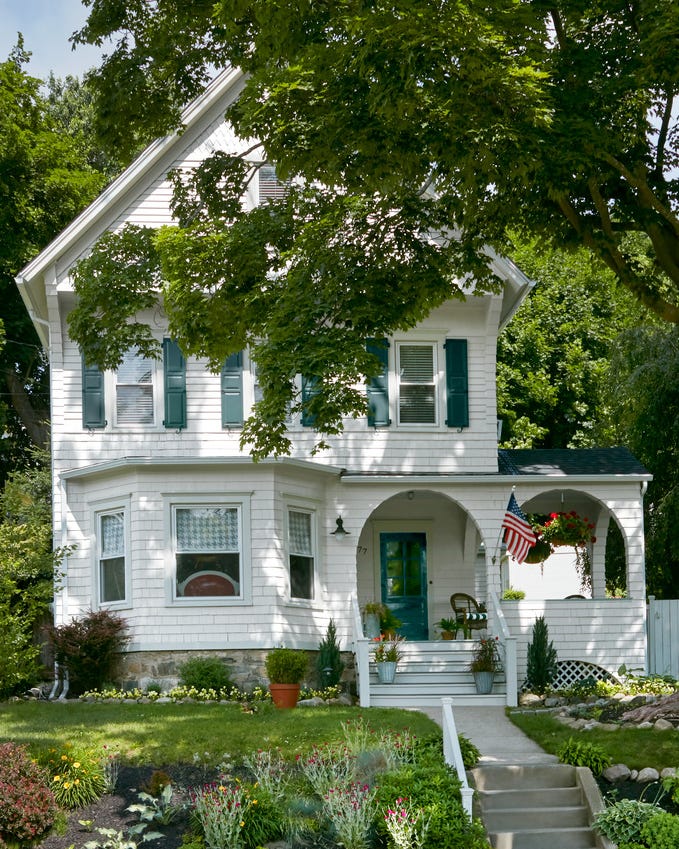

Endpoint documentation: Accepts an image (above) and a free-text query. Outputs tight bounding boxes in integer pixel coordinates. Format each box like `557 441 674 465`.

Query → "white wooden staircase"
366 639 507 707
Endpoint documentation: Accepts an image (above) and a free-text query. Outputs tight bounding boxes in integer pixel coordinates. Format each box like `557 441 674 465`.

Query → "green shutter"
445 338 469 428
82 356 106 429
221 352 243 426
301 376 318 427
163 338 187 429
366 339 391 427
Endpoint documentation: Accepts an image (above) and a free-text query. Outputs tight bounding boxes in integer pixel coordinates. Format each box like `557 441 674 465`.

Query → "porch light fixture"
331 516 350 538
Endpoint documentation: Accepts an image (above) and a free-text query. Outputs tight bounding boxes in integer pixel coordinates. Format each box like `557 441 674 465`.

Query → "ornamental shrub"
525 615 557 693
48 608 129 694
374 764 488 849
0 742 58 845
639 811 679 848
178 656 233 692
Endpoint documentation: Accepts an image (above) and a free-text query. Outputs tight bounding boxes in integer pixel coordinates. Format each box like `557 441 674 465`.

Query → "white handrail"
441 697 474 817
489 590 518 707
350 594 371 707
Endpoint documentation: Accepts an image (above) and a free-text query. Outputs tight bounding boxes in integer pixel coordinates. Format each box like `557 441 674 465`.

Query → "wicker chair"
450 593 488 638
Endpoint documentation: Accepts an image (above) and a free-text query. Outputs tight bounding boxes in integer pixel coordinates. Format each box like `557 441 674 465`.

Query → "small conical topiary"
526 615 557 693
316 619 344 688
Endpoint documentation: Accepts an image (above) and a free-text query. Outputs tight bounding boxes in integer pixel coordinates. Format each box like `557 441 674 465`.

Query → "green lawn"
0 701 440 764
509 709 679 770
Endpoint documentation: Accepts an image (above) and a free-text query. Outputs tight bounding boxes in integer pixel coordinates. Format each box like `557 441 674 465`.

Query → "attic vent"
258 164 289 202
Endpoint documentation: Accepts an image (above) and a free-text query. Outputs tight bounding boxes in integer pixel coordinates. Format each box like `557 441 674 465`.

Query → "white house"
16 69 651 706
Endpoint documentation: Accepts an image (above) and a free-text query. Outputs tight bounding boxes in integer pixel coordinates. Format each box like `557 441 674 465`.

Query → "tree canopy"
68 1 679 455
0 42 106 474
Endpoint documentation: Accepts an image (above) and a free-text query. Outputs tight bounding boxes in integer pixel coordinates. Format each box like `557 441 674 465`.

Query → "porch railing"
350 594 371 707
441 697 474 816
489 590 517 707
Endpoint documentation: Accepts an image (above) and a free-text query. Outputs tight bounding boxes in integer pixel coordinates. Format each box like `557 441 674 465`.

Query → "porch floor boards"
366 639 507 707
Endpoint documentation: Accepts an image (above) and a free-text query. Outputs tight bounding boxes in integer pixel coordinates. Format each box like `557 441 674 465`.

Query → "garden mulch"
39 764 218 849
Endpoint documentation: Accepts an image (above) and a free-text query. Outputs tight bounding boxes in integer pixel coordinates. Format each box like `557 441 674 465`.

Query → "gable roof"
16 67 533 349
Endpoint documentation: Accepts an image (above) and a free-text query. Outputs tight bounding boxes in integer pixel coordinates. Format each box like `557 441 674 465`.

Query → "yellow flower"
239 821 245 827
61 755 68 761
75 779 80 785
63 781 71 789
53 775 61 782
73 762 81 769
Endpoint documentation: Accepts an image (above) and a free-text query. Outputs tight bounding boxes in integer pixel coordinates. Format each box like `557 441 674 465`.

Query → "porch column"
591 515 608 599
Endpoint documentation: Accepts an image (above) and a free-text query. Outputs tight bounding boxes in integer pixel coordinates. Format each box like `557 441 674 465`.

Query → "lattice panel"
521 659 618 692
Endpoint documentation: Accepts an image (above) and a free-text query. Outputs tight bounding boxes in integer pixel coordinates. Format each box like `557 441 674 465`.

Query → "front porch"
350 592 647 707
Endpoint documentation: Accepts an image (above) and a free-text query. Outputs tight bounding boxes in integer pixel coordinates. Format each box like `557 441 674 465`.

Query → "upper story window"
288 508 315 600
258 164 289 203
115 350 155 425
397 343 437 425
174 505 242 599
98 508 127 605
81 339 185 430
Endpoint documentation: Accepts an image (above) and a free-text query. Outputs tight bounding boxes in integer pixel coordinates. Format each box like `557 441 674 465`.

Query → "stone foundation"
119 649 356 693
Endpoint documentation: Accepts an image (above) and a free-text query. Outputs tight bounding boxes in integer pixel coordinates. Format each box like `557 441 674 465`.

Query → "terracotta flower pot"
269 682 301 708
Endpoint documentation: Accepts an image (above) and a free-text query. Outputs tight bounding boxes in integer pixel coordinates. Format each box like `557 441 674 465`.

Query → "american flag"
502 493 537 563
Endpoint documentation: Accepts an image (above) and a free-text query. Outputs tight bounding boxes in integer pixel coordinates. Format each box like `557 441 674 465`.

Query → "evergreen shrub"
178 657 232 692
525 615 557 693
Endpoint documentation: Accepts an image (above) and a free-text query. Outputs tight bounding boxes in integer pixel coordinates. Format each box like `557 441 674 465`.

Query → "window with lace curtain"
288 509 315 600
98 509 126 604
173 505 241 598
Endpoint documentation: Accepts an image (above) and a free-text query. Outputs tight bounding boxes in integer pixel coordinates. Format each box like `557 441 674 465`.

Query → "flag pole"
492 485 515 567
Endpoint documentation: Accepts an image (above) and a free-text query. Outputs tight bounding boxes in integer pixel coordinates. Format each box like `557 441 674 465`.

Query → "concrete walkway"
418 705 558 764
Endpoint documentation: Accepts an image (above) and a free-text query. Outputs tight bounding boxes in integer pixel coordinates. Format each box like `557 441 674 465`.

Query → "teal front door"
380 532 428 640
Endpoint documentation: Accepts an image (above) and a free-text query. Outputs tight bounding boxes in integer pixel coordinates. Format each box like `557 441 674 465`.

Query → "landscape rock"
544 696 566 707
630 769 638 780
602 763 631 783
636 767 660 783
654 718 674 730
620 691 679 724
519 693 543 707
661 767 678 779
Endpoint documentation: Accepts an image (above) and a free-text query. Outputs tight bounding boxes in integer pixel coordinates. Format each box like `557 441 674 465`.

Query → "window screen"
398 345 436 424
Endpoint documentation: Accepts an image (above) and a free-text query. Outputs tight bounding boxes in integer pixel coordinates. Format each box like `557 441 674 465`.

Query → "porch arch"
514 489 638 600
354 489 486 640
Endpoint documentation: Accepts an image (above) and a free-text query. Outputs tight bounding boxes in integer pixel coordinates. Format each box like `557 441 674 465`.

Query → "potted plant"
362 602 403 638
265 647 308 708
468 635 502 694
362 602 385 638
524 537 552 564
435 617 460 639
372 634 405 683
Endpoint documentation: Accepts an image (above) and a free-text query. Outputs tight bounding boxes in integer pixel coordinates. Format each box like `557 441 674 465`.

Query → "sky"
0 0 103 80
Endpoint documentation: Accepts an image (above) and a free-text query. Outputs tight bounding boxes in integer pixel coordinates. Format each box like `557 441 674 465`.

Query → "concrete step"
369 691 506 707
483 805 589 831
471 764 600 849
490 827 597 849
479 786 583 810
471 763 577 790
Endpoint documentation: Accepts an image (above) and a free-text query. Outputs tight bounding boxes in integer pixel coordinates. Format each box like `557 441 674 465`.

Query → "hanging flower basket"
524 538 552 563
531 511 596 549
